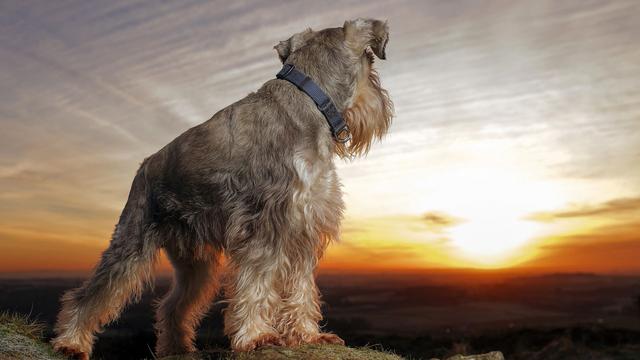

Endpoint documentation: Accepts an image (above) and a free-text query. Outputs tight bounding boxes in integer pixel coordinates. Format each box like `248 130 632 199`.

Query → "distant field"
0 272 639 359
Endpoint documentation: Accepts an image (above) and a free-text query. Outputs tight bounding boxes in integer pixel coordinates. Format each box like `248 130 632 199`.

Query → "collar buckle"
334 126 351 144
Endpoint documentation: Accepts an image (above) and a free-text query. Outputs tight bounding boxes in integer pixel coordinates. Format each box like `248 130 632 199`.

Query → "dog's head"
274 19 393 157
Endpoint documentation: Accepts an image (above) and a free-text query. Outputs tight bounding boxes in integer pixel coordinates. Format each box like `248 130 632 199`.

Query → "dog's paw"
54 346 89 360
283 331 345 347
253 333 285 349
311 332 345 346
234 333 284 352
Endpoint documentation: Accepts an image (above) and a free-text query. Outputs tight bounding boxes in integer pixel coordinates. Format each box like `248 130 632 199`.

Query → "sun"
448 217 540 267
429 166 563 267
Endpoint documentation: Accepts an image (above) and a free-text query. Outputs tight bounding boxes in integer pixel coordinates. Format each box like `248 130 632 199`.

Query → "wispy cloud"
522 219 640 272
421 212 463 229
527 197 640 222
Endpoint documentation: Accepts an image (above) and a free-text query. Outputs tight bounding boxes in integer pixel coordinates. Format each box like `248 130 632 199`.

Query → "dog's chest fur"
290 140 343 243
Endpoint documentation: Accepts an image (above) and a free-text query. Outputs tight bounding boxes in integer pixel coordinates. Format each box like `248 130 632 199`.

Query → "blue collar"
276 64 350 143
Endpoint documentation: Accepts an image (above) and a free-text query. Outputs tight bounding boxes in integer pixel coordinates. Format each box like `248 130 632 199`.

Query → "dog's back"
134 79 334 253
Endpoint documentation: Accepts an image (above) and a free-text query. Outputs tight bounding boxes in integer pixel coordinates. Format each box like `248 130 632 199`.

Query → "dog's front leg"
224 247 284 352
278 258 345 347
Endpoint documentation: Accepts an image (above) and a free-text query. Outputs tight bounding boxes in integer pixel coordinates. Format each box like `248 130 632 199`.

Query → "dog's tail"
52 165 160 356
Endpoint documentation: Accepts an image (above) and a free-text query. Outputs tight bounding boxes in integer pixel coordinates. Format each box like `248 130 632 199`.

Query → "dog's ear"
343 18 389 60
274 28 314 63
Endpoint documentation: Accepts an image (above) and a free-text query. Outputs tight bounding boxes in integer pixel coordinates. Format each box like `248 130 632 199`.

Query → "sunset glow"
1 1 640 275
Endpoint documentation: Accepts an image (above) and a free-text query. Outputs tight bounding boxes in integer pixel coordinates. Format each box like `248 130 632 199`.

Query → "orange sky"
1 1 640 275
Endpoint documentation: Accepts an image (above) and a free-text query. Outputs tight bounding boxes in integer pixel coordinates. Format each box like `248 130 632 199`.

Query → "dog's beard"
338 66 393 158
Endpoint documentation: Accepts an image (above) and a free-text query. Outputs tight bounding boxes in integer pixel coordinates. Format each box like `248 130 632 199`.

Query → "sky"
1 0 639 274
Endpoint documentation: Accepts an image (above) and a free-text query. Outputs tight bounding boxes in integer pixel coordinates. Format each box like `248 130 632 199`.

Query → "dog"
51 18 393 359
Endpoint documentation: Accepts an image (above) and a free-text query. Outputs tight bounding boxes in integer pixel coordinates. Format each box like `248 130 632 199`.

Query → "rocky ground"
161 345 503 360
0 312 503 360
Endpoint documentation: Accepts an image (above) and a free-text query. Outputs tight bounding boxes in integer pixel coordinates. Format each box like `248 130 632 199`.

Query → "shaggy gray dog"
52 18 393 359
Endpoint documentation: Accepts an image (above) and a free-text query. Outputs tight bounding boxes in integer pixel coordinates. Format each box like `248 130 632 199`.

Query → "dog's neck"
276 64 350 143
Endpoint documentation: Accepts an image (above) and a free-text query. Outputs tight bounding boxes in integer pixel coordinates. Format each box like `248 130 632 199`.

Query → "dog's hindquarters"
51 168 159 358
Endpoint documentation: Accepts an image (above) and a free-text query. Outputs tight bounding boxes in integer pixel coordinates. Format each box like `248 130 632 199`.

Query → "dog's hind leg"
51 173 158 359
154 244 222 357
50 231 158 359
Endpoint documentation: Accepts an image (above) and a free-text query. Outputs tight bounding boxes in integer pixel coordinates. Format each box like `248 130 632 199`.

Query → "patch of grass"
0 311 64 360
159 344 406 360
0 310 47 339
158 345 506 360
232 344 405 360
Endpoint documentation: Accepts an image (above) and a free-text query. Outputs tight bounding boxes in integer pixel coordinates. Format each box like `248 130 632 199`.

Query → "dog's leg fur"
51 171 157 360
223 244 284 352
51 249 156 359
154 245 222 357
278 259 343 346
275 151 344 346
278 262 320 344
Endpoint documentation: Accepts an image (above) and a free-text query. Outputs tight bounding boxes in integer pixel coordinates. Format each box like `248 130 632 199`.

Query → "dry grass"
0 311 65 360
231 344 405 360
0 311 47 339
159 345 504 360
158 344 405 360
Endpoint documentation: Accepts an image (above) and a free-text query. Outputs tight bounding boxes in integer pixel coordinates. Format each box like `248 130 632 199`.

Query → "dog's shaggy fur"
51 18 393 359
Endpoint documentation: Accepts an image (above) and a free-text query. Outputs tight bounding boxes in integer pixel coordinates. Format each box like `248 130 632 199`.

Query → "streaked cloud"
521 219 640 273
421 212 463 229
527 197 640 222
